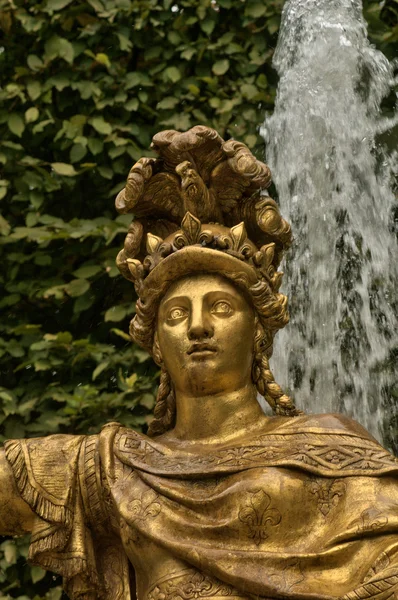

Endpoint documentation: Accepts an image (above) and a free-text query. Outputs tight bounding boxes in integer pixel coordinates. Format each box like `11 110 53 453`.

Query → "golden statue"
1 126 398 600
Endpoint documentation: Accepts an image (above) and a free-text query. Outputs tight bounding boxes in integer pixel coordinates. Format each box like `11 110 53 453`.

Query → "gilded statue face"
156 274 255 396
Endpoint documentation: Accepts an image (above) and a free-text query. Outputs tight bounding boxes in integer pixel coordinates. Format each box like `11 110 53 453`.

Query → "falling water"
264 0 398 446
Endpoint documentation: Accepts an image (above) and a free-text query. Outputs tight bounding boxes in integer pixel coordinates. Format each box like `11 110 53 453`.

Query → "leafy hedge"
0 0 396 597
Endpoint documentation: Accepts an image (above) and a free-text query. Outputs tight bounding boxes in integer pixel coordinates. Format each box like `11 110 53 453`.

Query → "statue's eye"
211 301 232 315
167 307 188 321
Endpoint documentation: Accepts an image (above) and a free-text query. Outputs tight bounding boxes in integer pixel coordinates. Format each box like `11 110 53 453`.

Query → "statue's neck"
170 383 266 444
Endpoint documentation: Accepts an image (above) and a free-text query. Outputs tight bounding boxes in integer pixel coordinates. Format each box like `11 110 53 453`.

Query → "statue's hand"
0 447 35 535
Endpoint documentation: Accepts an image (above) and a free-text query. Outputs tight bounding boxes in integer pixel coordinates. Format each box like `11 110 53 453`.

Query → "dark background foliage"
0 0 396 596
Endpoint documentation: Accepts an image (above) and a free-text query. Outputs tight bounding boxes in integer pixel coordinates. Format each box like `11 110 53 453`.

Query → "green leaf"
157 96 179 109
25 107 39 123
241 83 259 99
87 137 104 155
225 42 244 54
33 119 53 134
209 97 220 108
95 53 111 68
140 393 155 409
245 3 267 18
55 331 73 343
44 36 74 64
212 59 230 76
0 184 9 201
27 54 44 70
98 165 113 179
66 279 90 297
160 113 192 130
26 212 39 227
181 48 196 60
117 32 132 51
168 31 181 45
244 133 257 147
87 0 104 12
46 588 63 600
111 328 132 342
104 305 127 322
0 215 11 235
72 265 102 278
27 80 42 100
201 17 216 35
51 162 77 176
31 565 46 583
34 360 52 371
125 373 137 388
48 74 70 91
92 360 110 381
90 116 112 135
7 342 25 358
125 98 139 111
164 66 181 83
8 113 25 137
0 294 21 309
188 84 200 96
125 72 141 89
1 140 23 149
138 90 148 103
45 0 73 11
217 98 237 114
3 540 17 564
30 190 45 207
70 143 87 163
256 73 268 89
267 16 280 34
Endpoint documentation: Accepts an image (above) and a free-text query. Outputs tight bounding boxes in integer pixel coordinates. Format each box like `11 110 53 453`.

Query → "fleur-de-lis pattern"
238 488 281 545
308 479 346 516
129 490 161 527
351 508 388 534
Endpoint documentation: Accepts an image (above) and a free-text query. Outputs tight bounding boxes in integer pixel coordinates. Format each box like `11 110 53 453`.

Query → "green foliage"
0 0 396 596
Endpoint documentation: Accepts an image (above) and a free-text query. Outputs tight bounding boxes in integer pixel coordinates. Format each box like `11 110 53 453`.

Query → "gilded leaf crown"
126 212 284 297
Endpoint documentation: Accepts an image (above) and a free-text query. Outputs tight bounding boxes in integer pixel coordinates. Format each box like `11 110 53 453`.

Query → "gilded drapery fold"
4 414 398 600
4 433 131 600
108 416 398 600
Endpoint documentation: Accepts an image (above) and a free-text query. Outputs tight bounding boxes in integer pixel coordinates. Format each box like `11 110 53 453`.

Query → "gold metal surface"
1 126 398 600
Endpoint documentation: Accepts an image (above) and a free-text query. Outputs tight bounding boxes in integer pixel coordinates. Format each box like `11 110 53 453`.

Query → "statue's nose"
187 306 214 340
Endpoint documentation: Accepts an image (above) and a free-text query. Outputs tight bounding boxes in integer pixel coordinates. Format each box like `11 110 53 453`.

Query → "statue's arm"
0 447 35 535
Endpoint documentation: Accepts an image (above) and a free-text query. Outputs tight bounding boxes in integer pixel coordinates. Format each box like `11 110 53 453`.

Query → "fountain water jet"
264 0 398 446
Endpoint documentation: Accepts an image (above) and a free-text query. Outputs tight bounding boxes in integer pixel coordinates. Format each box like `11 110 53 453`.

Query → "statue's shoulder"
276 412 380 443
5 431 87 473
98 422 147 473
3 432 89 527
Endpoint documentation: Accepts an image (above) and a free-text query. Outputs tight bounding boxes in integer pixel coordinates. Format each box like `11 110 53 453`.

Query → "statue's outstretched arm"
0 447 35 535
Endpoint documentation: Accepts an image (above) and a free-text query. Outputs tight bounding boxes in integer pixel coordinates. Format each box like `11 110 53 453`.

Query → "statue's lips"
187 343 217 356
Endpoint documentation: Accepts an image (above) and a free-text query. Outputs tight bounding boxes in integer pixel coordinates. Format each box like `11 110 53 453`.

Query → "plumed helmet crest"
115 126 292 294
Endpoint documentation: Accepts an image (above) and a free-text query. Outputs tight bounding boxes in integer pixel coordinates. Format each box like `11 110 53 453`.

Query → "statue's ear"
152 332 163 366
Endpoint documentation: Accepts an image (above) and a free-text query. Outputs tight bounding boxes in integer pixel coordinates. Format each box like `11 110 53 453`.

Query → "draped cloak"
4 413 398 600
